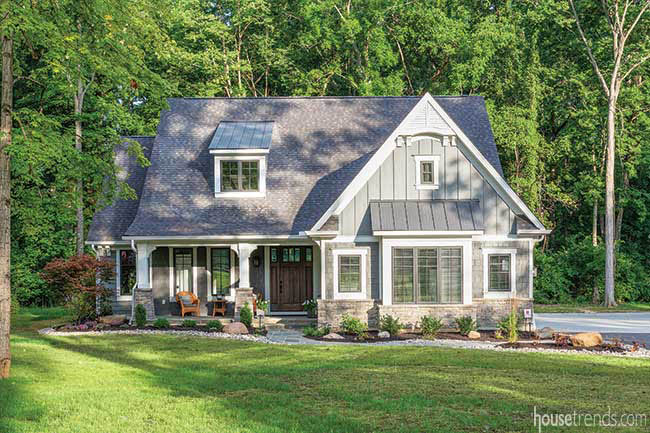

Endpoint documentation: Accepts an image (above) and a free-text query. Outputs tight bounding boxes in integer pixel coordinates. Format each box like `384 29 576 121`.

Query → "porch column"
237 243 256 288
135 243 156 320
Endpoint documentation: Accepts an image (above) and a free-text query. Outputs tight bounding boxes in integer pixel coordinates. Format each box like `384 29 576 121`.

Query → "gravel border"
38 327 272 344
38 327 649 358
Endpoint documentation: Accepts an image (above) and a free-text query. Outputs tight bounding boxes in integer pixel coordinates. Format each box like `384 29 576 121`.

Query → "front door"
270 246 313 311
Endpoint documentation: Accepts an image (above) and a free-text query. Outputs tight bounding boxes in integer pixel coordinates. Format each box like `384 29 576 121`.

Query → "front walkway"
536 312 650 345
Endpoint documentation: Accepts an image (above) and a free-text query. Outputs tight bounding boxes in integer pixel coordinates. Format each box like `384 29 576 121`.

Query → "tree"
568 0 650 306
0 20 13 379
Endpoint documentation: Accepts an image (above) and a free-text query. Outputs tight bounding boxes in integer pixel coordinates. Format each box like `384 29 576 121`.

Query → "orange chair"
175 291 200 317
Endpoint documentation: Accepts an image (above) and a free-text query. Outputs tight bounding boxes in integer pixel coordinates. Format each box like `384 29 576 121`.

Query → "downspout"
129 240 137 325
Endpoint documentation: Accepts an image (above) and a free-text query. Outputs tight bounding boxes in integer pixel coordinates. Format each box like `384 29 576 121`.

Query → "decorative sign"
523 308 533 319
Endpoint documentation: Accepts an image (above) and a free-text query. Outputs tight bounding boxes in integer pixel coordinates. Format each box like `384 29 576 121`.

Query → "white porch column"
136 243 156 288
237 243 256 288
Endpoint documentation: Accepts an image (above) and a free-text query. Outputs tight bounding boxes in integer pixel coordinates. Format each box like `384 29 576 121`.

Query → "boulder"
322 332 345 340
377 331 390 339
570 332 603 347
84 320 97 329
223 322 249 334
536 327 556 339
467 331 481 340
99 315 127 326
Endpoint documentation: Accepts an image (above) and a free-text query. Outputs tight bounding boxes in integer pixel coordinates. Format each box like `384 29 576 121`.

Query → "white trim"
168 247 174 299
85 240 130 246
310 92 546 233
123 235 307 241
381 238 472 306
209 148 270 155
192 247 198 296
332 248 368 300
214 155 266 198
319 240 327 300
322 235 379 243
413 155 440 190
528 240 534 299
482 248 517 299
374 230 483 237
518 229 552 235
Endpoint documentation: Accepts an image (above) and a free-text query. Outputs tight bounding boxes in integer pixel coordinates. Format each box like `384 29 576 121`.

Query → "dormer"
209 121 273 198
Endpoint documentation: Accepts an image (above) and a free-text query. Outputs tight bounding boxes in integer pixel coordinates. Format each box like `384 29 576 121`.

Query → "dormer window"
209 121 272 198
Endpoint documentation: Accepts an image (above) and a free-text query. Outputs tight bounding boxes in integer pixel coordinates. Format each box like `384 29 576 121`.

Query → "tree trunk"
0 33 13 379
592 200 599 304
604 95 617 307
75 76 84 256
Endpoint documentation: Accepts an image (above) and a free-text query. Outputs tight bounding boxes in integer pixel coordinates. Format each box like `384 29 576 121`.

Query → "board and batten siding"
339 137 517 236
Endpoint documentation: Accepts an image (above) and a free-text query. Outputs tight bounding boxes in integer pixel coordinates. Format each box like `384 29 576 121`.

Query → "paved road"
536 312 650 346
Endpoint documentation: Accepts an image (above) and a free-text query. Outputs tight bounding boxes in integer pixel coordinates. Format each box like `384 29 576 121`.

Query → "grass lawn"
534 302 650 313
1 308 649 432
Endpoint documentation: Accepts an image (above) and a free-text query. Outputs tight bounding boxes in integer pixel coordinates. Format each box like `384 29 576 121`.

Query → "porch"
122 242 321 319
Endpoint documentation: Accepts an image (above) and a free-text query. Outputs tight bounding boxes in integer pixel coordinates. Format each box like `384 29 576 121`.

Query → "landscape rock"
377 331 390 339
467 331 481 340
119 323 130 329
536 327 556 339
570 332 603 347
223 322 249 334
84 321 97 329
322 332 345 340
77 324 88 330
99 315 127 326
96 323 108 330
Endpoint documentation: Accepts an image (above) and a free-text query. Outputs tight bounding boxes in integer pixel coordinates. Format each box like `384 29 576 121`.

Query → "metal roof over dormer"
209 121 274 150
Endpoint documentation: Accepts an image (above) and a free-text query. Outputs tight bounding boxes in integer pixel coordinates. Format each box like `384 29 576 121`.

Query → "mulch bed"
434 331 536 342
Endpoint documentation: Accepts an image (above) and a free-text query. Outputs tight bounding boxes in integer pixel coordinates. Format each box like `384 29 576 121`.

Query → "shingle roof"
87 136 154 242
89 96 504 239
369 200 484 232
209 121 274 150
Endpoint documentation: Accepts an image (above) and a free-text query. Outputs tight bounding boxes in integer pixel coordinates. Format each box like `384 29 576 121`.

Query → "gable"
314 93 545 234
339 136 518 236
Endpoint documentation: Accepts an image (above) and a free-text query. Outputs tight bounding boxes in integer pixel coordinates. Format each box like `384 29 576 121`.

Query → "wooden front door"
270 246 313 311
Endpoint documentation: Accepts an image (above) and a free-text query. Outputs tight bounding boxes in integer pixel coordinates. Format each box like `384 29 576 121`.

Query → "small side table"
212 299 227 317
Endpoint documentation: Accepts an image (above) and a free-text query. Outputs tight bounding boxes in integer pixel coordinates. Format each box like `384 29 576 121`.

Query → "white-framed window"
414 155 440 190
214 155 266 198
482 248 517 298
116 249 136 300
332 248 367 300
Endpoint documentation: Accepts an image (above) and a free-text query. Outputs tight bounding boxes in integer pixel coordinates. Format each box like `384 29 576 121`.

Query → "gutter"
129 240 137 325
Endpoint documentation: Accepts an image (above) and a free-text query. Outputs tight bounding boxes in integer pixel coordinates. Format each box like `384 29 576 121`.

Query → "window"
414 155 440 190
305 247 312 262
282 247 301 263
211 248 230 296
119 250 136 296
421 162 434 184
174 248 193 293
333 248 368 299
488 255 511 291
392 247 462 304
482 249 516 297
221 160 259 192
338 256 361 293
271 247 278 263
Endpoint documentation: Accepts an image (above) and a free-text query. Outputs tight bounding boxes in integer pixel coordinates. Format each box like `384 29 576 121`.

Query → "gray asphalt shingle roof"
209 121 274 150
87 136 154 242
89 96 504 239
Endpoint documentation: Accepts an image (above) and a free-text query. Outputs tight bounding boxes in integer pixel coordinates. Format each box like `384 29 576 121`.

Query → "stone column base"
135 288 155 320
234 288 255 321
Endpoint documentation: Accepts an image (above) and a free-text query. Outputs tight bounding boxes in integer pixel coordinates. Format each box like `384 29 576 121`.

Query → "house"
87 94 549 328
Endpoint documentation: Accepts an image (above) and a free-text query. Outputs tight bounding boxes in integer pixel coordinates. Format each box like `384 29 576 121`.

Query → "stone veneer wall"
318 298 533 330
134 288 155 320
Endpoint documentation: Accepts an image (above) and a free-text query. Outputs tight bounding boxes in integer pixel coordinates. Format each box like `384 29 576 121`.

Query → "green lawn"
534 302 650 313
1 308 649 432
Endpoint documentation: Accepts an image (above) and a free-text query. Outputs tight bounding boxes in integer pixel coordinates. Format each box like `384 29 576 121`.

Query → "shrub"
420 316 443 338
207 320 224 332
256 299 270 313
153 318 170 329
134 304 147 327
339 314 368 339
182 319 197 328
455 316 477 336
497 311 520 343
379 314 403 336
40 254 114 324
98 292 113 316
240 302 253 327
302 325 330 337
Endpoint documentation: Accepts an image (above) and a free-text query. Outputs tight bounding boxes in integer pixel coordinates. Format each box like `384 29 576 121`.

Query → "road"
535 312 650 346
